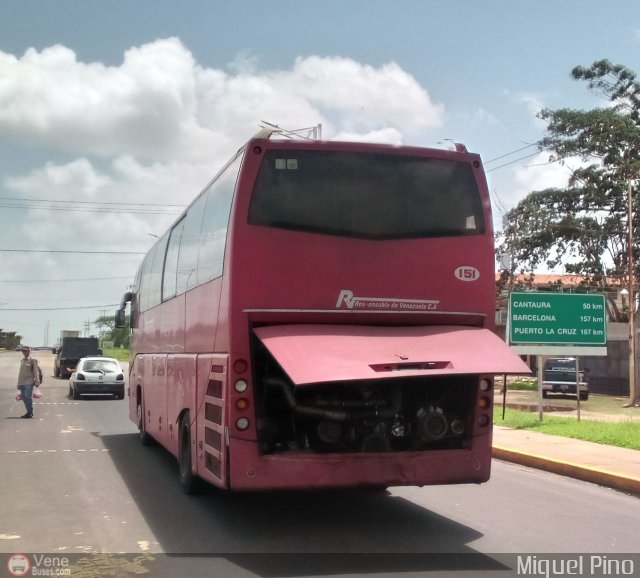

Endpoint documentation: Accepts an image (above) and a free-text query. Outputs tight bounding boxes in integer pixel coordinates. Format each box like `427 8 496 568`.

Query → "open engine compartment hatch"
253 324 530 385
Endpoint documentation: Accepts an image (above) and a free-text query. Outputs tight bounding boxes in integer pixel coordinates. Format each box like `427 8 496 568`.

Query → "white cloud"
509 152 581 205
0 38 448 259
332 127 404 145
282 56 444 136
4 157 213 254
472 107 503 129
6 158 111 199
0 39 445 163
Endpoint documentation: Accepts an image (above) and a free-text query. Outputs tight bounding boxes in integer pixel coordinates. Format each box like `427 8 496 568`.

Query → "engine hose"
265 378 400 422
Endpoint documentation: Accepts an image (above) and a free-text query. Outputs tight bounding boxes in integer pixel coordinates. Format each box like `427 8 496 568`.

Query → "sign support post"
537 355 543 421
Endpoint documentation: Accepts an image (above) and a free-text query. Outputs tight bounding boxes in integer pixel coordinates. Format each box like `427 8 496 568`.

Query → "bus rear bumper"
227 437 492 491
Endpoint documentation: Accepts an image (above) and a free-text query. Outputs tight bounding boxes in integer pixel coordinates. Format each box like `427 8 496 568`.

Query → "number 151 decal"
454 266 480 282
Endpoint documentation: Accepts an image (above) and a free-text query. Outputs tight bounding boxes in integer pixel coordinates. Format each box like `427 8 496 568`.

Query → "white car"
69 356 125 400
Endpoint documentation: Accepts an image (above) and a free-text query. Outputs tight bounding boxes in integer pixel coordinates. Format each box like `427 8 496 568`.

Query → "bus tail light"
235 398 249 411
478 396 491 410
233 359 248 374
234 379 248 393
236 417 250 431
478 414 491 427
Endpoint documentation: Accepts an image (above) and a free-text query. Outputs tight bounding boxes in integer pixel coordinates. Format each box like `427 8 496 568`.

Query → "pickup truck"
54 337 102 379
542 357 589 401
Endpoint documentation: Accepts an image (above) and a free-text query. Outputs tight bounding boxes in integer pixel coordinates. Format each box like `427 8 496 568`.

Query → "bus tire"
178 413 199 495
137 400 152 447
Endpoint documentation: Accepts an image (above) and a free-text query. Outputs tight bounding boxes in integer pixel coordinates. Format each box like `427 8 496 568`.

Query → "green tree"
94 314 129 349
499 59 640 405
501 60 640 285
0 329 22 350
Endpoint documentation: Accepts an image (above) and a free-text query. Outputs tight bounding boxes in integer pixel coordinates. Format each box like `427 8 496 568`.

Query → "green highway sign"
509 292 607 345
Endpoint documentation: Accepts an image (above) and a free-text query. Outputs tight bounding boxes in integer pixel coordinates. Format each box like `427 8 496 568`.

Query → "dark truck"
541 357 589 401
54 337 102 379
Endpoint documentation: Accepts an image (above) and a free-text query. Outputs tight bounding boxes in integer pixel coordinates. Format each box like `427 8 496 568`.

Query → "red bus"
116 132 528 493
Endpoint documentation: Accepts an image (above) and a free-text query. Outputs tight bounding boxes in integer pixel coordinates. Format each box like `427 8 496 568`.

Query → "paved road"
1 351 639 577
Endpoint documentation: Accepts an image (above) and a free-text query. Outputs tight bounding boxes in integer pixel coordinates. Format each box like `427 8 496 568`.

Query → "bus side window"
163 219 185 301
138 246 156 312
176 194 206 295
197 155 241 283
148 232 169 309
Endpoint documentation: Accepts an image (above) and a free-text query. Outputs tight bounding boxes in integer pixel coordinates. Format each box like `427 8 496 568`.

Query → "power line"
0 203 181 215
0 196 184 215
0 276 132 283
0 303 120 311
486 151 542 173
484 143 538 164
0 249 145 255
0 196 185 207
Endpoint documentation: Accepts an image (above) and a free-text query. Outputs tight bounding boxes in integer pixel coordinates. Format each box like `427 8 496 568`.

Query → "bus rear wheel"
178 413 199 495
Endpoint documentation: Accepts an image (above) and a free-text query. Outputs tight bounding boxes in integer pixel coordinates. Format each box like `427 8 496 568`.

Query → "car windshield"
83 360 119 373
545 359 576 371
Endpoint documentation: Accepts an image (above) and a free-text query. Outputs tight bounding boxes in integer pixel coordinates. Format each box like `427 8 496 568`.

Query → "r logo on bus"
336 290 356 309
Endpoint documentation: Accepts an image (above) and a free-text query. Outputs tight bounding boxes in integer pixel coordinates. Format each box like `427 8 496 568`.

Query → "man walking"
17 345 40 419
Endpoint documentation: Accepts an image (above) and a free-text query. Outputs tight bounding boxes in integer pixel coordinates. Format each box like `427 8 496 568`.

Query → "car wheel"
72 385 80 400
54 364 60 378
178 413 199 495
580 393 589 401
542 390 548 398
68 384 73 397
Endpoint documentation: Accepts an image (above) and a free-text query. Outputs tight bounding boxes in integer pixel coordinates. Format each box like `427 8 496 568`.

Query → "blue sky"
1 0 639 345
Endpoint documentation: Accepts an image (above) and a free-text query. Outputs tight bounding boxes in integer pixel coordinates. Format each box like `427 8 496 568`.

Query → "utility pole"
625 178 640 407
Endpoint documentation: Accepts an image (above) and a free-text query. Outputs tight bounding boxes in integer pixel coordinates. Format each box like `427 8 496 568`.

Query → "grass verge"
495 407 640 450
503 379 538 391
102 347 130 361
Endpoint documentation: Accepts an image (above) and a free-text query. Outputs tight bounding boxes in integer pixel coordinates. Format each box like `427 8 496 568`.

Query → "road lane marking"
137 540 151 552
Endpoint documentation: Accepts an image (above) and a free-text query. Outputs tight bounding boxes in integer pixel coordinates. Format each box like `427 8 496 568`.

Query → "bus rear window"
248 150 485 239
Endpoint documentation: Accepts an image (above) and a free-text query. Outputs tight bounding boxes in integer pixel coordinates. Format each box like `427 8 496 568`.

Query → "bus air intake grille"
205 451 221 477
206 379 223 398
205 402 222 424
205 426 223 450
